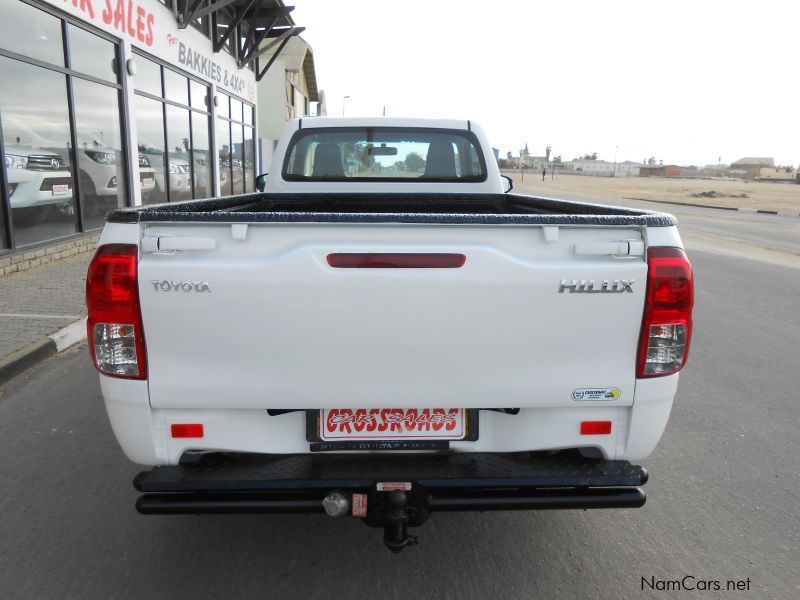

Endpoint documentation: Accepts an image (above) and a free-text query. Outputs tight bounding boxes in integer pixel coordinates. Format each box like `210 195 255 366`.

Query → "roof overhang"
174 1 304 70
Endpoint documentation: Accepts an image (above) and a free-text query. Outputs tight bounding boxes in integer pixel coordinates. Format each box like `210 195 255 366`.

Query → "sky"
292 0 799 167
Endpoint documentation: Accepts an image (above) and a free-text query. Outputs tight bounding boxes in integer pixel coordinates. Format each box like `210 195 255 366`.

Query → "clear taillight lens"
637 247 694 378
86 244 147 379
93 323 140 376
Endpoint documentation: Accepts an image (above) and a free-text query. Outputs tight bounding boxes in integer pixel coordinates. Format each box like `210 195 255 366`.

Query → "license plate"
319 408 466 441
51 184 69 195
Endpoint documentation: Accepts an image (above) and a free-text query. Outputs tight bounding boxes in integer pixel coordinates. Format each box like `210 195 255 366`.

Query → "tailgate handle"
574 241 644 257
141 236 217 253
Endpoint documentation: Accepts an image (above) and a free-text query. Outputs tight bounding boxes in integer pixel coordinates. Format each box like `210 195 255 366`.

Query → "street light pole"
342 95 351 117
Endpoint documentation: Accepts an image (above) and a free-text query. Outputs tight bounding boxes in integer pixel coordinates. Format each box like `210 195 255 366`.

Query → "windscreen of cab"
282 127 487 182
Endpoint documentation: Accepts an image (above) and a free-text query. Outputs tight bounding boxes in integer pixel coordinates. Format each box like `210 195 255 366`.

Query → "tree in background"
546 145 552 162
405 152 425 172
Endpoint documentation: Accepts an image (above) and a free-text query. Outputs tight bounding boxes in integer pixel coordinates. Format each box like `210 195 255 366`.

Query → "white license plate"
51 184 69 195
320 408 466 441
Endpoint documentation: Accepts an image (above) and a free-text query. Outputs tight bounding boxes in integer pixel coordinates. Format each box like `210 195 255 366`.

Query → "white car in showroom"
138 145 192 202
5 144 73 225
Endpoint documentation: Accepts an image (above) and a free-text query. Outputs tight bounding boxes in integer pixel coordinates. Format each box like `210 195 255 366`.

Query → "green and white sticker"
572 387 621 401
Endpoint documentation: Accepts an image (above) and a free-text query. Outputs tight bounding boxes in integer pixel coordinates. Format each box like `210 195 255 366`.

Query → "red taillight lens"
86 244 147 379
637 247 694 378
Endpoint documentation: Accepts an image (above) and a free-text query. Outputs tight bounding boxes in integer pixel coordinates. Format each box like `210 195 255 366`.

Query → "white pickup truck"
87 118 693 551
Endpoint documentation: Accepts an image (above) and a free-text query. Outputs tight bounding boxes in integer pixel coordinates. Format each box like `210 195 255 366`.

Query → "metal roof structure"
174 0 305 80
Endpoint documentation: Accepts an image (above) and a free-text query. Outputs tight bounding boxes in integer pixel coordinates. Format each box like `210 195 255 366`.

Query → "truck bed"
107 192 677 227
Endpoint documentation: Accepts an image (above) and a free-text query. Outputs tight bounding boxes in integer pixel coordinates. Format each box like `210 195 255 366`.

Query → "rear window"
282 127 487 182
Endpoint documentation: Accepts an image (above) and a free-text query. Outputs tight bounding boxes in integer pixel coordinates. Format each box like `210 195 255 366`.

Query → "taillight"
86 244 147 379
637 247 694 378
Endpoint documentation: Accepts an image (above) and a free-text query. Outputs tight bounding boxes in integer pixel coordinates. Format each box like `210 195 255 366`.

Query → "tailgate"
138 223 646 410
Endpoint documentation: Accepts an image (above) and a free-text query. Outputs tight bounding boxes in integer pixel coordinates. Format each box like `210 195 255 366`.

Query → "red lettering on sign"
388 409 403 432
145 14 154 46
404 409 418 432
135 6 146 42
126 0 136 37
419 409 431 432
378 409 390 432
113 0 124 30
367 409 379 432
432 408 445 432
324 408 462 437
102 0 112 24
98 0 155 47
353 409 366 432
446 408 458 431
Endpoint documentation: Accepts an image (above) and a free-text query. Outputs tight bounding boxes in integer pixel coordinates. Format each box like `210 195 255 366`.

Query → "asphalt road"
1 245 799 598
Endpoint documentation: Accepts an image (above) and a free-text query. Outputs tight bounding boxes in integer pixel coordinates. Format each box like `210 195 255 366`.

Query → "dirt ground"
506 173 800 214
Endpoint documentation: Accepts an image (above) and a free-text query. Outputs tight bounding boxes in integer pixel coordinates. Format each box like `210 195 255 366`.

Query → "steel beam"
213 0 257 52
255 35 292 81
239 16 278 65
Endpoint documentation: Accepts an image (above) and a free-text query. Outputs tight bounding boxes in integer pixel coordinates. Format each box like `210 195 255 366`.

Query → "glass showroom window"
216 93 255 196
0 2 126 249
132 53 211 203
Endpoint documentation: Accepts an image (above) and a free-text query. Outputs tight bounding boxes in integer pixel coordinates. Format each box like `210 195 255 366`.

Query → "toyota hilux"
87 118 694 551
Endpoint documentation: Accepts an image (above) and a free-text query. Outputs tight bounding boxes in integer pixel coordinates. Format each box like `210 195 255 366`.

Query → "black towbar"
427 487 646 511
136 491 327 515
133 451 649 552
136 486 645 515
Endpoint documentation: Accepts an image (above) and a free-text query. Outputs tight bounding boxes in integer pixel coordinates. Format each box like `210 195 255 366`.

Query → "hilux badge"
559 279 634 293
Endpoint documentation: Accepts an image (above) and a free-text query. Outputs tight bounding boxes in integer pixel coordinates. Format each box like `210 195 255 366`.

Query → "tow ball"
321 487 424 552
382 490 418 553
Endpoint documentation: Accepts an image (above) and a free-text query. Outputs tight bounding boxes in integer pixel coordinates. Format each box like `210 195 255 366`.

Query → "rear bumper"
100 374 680 465
134 450 648 515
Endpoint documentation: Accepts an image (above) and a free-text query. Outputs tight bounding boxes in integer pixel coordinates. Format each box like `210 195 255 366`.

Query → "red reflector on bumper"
171 424 204 438
581 421 612 435
327 253 466 268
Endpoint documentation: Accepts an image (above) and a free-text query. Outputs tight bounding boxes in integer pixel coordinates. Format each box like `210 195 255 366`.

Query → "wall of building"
756 167 795 181
256 36 318 172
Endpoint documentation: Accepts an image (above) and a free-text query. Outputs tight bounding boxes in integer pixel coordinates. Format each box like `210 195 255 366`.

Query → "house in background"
756 166 795 181
639 165 682 177
565 159 643 177
730 157 773 179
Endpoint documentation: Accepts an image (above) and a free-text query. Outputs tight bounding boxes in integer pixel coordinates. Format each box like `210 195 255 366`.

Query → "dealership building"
0 0 309 260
